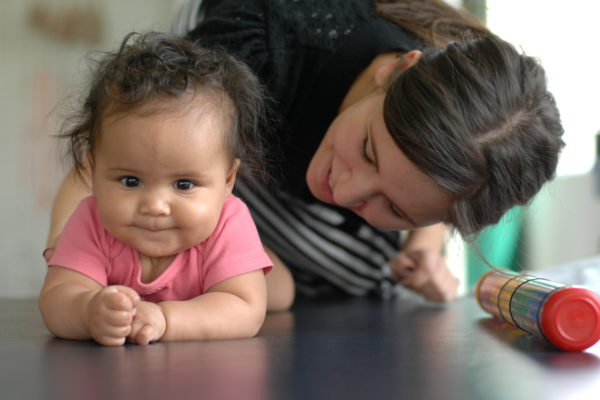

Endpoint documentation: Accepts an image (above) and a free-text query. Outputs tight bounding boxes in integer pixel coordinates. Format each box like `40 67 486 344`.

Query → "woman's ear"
225 159 241 195
374 50 422 88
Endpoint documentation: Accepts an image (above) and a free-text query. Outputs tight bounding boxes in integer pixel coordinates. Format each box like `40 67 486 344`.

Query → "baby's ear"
225 159 241 195
374 50 422 88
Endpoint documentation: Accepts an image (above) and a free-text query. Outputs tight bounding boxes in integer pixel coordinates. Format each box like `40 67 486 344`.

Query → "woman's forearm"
403 223 447 252
47 169 92 248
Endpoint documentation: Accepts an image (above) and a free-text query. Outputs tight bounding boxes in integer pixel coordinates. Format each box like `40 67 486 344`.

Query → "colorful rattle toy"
476 269 600 351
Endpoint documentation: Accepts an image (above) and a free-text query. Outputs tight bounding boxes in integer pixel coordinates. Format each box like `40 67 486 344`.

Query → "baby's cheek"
180 211 220 244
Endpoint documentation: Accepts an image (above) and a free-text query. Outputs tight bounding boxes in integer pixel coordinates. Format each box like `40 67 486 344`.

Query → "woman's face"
306 89 452 230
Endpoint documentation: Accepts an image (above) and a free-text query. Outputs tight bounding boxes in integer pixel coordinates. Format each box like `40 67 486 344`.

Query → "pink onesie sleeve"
48 196 112 286
201 196 273 291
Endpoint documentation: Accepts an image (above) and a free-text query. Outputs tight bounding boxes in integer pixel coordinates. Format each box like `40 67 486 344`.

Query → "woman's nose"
333 169 377 209
139 189 170 216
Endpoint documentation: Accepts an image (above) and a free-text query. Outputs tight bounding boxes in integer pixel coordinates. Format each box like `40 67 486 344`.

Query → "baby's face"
91 98 237 258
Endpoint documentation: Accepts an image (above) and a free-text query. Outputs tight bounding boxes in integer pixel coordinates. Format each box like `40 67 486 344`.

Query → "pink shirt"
49 196 272 303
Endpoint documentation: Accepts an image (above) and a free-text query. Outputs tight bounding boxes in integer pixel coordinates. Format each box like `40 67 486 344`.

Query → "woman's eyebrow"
367 124 379 172
370 129 416 226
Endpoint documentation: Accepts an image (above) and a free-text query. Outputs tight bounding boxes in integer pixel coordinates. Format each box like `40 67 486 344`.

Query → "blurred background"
1 0 598 298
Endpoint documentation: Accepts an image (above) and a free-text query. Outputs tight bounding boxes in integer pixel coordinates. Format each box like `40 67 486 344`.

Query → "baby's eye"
120 176 140 187
174 179 195 191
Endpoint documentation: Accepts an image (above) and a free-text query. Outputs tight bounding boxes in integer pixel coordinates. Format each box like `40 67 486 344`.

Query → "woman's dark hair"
374 1 564 237
383 35 564 237
61 31 271 184
375 0 490 47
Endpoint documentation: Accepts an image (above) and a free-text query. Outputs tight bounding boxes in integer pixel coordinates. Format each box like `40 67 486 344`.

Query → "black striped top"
178 0 423 297
235 181 403 297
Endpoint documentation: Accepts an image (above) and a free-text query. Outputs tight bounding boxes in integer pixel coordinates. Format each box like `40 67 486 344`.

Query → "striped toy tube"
476 269 600 351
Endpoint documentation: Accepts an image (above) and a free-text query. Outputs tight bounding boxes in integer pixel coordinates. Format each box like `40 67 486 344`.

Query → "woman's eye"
120 176 140 187
390 203 408 221
362 137 374 164
174 179 195 191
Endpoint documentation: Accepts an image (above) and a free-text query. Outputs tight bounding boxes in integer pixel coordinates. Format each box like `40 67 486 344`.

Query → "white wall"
0 0 186 297
523 172 600 271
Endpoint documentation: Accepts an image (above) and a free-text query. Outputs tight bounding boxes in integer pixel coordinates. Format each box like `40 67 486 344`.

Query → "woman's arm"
403 223 447 252
46 169 92 249
158 270 267 342
263 246 295 312
391 223 459 302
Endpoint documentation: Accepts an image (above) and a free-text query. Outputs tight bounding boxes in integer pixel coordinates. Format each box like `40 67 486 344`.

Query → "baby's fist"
87 285 140 346
128 301 166 345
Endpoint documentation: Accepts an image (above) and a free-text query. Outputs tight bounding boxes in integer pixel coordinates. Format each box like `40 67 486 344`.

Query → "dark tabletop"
1 295 599 400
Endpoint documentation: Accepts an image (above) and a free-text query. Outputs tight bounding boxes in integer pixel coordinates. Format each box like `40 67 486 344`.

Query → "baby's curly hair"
61 31 272 184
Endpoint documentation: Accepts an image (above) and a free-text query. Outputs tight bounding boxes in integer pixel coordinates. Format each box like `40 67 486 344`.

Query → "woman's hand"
42 248 55 263
127 301 167 345
390 223 458 302
390 248 459 302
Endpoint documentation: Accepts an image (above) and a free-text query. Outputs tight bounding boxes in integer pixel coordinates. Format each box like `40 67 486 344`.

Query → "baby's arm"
39 266 140 346
157 270 267 342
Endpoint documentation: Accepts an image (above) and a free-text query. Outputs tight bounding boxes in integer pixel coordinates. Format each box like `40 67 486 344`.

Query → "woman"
46 0 564 311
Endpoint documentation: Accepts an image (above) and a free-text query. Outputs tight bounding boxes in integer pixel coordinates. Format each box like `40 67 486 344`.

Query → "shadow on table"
478 317 600 370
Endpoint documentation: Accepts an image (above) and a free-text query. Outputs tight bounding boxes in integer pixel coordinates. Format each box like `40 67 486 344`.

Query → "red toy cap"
540 287 600 351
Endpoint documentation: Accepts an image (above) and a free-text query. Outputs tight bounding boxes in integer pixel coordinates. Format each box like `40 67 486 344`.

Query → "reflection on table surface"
1 296 599 400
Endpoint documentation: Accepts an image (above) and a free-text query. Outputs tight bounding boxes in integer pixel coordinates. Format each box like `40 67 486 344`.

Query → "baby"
39 32 273 346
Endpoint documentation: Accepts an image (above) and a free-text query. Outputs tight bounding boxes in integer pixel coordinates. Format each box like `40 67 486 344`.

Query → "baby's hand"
128 301 166 345
87 285 140 346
